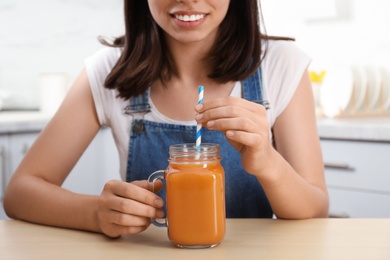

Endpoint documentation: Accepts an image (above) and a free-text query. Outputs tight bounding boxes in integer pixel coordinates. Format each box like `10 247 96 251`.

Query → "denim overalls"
125 68 273 218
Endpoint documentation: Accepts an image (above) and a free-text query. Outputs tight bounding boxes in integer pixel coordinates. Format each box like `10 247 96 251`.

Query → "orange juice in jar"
148 143 226 248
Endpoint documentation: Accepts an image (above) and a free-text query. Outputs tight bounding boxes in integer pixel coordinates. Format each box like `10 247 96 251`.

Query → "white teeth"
175 14 205 22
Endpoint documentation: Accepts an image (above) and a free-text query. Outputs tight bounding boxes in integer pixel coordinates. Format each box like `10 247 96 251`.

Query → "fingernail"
195 104 203 111
207 121 215 127
195 114 203 120
154 199 164 208
226 131 235 137
156 210 165 218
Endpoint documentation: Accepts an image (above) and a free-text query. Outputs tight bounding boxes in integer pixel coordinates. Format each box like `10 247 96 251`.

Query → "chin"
168 32 215 46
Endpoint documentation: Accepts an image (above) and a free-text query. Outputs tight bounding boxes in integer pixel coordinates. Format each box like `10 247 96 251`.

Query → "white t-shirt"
85 40 311 181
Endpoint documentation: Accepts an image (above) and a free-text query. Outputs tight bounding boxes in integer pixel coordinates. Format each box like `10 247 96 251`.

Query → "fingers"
98 210 151 238
195 97 266 125
97 180 165 238
204 116 257 132
195 96 265 114
226 130 263 148
194 96 270 155
99 208 153 228
110 180 164 209
195 97 268 134
106 192 164 218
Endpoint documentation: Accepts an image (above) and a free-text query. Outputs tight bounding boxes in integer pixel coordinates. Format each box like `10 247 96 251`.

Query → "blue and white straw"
196 85 204 152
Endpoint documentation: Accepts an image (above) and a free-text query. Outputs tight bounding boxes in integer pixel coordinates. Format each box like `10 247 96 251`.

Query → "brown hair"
101 0 292 100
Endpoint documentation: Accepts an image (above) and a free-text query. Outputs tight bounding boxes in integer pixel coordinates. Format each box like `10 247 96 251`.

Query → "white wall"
0 0 389 109
261 0 390 70
0 0 123 109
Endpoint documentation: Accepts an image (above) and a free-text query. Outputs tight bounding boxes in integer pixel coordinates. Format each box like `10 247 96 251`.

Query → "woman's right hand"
97 180 164 238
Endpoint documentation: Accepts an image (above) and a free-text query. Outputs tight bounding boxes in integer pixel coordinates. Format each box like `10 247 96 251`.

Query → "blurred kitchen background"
0 0 124 110
1 0 389 219
0 0 389 113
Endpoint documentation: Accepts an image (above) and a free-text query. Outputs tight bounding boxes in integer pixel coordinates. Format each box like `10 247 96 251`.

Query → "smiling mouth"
174 14 205 22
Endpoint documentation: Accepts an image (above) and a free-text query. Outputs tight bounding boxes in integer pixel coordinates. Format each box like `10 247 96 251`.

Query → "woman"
4 0 328 238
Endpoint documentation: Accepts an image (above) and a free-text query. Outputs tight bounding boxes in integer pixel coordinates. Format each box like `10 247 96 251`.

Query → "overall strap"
124 88 151 135
124 88 151 115
242 68 269 109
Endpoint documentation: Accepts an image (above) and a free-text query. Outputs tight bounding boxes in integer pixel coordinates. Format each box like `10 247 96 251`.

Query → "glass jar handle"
148 170 167 227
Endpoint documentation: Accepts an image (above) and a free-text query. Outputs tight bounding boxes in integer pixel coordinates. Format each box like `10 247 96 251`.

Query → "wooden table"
1 219 389 259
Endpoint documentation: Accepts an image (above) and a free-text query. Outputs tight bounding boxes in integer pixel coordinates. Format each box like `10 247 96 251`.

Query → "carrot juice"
148 143 226 248
166 161 225 248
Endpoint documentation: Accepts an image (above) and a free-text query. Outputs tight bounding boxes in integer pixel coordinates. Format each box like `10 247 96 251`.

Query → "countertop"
317 117 390 142
1 111 390 142
0 111 51 134
1 219 390 260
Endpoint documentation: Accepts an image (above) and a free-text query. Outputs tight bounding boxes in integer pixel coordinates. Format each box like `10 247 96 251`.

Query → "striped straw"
195 85 204 152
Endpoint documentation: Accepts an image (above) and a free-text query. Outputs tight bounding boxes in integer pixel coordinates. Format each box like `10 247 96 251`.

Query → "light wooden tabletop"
1 218 389 259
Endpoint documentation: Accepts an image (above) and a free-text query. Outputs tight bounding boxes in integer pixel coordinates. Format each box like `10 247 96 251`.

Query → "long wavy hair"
101 0 292 100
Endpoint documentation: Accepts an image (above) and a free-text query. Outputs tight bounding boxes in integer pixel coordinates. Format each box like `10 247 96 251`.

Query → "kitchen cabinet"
0 133 37 220
62 128 120 194
8 132 38 181
0 127 119 219
0 136 9 219
321 139 390 218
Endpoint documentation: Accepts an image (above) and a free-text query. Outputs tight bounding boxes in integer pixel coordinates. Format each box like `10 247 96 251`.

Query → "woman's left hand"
195 96 273 175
